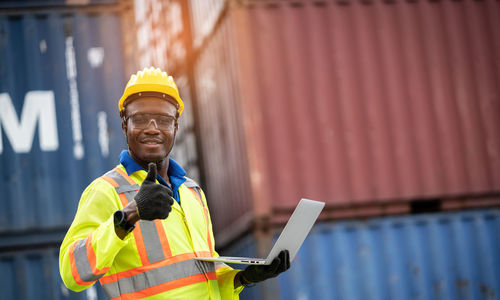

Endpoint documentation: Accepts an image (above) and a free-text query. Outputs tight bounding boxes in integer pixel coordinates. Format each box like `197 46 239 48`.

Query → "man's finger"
276 250 287 273
282 250 290 271
144 162 157 183
268 256 281 275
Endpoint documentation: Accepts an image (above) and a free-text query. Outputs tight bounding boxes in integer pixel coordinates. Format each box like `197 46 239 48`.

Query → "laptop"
195 198 325 265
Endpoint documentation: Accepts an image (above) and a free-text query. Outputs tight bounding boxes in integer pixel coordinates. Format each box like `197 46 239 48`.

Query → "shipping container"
0 0 119 10
0 1 204 300
0 9 128 237
0 246 108 300
0 1 207 298
190 0 500 245
131 0 189 74
194 15 254 244
224 209 500 300
0 0 200 236
170 73 202 182
129 0 202 182
188 0 226 48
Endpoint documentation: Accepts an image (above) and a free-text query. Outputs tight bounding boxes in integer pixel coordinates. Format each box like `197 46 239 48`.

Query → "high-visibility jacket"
59 165 243 299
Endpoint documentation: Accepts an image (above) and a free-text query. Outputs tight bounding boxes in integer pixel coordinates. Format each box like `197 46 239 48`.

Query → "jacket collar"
119 150 187 203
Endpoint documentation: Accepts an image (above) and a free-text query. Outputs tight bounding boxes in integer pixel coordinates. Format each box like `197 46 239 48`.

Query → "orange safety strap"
69 233 110 286
98 170 217 298
101 167 172 266
100 176 129 207
189 187 213 253
110 273 217 300
99 251 212 285
101 252 216 299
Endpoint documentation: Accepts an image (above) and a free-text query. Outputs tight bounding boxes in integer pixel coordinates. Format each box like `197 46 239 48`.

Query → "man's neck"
129 151 170 183
156 160 170 184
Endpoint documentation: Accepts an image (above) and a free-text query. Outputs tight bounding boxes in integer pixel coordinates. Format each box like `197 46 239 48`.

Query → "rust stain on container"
190 0 500 244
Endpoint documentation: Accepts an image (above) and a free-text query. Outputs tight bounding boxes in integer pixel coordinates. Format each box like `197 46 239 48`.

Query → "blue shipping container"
224 209 500 300
0 11 127 238
0 4 204 299
0 247 108 300
0 0 119 9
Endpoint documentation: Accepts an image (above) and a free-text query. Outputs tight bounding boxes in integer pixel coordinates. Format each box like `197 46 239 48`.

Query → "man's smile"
140 138 163 145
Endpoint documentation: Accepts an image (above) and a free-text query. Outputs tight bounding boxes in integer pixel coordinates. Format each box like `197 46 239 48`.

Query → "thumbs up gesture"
134 163 174 221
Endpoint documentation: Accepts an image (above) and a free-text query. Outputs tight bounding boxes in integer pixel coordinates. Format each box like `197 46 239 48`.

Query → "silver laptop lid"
265 198 325 264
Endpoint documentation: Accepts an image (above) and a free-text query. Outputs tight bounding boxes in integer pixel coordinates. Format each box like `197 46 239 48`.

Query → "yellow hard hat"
118 67 184 116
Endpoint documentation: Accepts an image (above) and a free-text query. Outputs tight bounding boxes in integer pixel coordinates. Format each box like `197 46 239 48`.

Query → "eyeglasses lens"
129 114 175 130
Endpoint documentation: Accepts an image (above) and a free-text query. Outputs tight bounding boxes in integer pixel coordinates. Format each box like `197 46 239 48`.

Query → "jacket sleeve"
214 258 245 299
199 188 245 298
59 179 133 292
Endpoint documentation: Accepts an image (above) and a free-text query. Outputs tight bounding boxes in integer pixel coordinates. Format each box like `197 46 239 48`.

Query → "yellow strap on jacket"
59 165 243 299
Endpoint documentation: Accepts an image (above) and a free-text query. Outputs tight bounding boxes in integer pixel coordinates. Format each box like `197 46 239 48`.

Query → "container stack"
126 0 202 181
1 0 499 299
121 0 202 181
0 0 197 298
186 0 500 299
0 1 128 298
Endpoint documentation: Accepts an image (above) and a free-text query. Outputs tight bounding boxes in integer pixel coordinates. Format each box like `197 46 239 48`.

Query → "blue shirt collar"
119 150 186 203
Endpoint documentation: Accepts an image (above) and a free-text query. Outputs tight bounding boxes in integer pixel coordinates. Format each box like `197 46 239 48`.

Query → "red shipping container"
190 0 500 246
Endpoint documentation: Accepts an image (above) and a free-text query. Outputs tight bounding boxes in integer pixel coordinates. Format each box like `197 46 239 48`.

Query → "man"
59 67 290 299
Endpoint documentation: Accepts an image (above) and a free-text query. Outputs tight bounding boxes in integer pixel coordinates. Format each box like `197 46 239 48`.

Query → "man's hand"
134 162 174 221
238 250 290 286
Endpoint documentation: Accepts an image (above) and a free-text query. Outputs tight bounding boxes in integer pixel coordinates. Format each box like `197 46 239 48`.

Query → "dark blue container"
0 247 108 299
0 0 119 9
0 11 127 239
0 6 128 300
0 3 200 299
224 209 500 300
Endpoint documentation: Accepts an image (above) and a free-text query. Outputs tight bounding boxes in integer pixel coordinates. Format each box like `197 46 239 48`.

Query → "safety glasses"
125 113 176 131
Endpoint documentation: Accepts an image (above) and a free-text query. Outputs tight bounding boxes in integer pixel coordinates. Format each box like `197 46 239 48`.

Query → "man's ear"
121 119 127 136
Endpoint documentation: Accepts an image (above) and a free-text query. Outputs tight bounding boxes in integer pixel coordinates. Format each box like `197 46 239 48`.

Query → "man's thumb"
144 162 157 183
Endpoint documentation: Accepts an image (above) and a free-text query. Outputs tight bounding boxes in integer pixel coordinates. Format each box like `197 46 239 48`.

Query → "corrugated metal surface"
130 0 202 182
236 0 500 205
188 0 226 47
170 74 202 182
0 2 206 299
0 0 119 9
0 247 107 299
194 15 254 237
0 11 127 235
132 0 188 73
224 209 500 300
192 0 500 242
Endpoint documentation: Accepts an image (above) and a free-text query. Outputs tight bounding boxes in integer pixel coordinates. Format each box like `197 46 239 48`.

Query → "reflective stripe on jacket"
59 165 242 299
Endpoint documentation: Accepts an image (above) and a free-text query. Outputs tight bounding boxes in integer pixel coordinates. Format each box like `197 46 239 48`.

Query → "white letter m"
0 91 59 153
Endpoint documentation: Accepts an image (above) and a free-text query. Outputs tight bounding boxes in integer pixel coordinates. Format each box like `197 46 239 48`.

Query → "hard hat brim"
118 83 184 116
